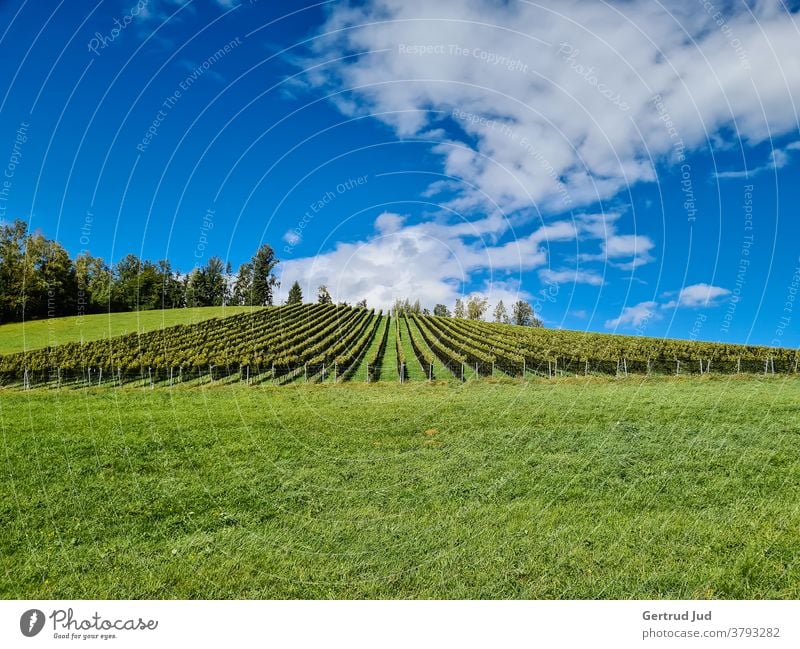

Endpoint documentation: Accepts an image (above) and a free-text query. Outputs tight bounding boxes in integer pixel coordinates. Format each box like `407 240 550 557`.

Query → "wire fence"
2 355 797 390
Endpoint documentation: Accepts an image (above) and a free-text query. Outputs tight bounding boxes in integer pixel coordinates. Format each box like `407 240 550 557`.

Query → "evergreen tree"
232 262 253 306
453 298 465 318
287 281 303 304
433 304 450 317
251 244 279 306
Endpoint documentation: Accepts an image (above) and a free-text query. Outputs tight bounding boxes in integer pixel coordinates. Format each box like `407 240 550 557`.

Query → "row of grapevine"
409 313 467 373
3 306 799 389
395 316 407 381
434 316 525 375
336 311 383 380
402 316 436 380
364 315 391 382
422 316 495 376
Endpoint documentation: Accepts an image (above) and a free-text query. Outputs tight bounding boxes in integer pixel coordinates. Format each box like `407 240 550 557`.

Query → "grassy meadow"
1 376 799 599
0 306 260 354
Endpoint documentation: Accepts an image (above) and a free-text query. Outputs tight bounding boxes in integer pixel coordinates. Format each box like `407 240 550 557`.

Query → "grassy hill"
0 302 795 387
2 377 798 598
0 306 261 355
3 303 797 599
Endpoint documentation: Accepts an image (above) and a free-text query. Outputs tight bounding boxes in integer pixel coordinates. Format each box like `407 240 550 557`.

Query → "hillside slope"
0 306 261 354
0 302 795 387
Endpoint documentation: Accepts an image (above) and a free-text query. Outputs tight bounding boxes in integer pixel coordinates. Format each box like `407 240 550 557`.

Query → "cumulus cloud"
607 283 731 330
278 207 654 309
663 283 731 308
374 211 406 234
276 214 586 308
307 0 800 214
292 0 798 311
605 301 660 329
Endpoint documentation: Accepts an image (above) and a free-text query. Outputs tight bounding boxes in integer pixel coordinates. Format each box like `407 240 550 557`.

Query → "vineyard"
0 302 797 389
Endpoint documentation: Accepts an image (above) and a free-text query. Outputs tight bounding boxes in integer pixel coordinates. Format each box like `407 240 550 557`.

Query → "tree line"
392 295 542 327
0 219 280 324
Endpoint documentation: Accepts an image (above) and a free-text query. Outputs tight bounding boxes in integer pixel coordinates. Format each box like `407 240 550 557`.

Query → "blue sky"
0 0 799 346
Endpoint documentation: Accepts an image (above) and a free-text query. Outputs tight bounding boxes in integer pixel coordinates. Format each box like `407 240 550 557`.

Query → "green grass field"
0 306 261 354
2 376 799 599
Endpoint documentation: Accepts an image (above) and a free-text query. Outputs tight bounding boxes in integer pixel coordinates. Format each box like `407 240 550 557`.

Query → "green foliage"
466 294 489 320
317 285 332 304
251 245 279 306
0 220 281 322
1 302 798 384
287 281 303 305
186 257 228 307
493 300 509 324
231 262 254 306
0 222 79 321
433 303 451 317
511 300 541 327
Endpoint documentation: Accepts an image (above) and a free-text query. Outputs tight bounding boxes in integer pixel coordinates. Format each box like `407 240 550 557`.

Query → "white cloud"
294 1 799 310
575 214 655 270
374 211 406 234
307 0 800 214
606 282 730 330
605 301 660 329
283 230 301 246
715 141 800 179
277 215 582 309
539 268 604 286
662 283 730 308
